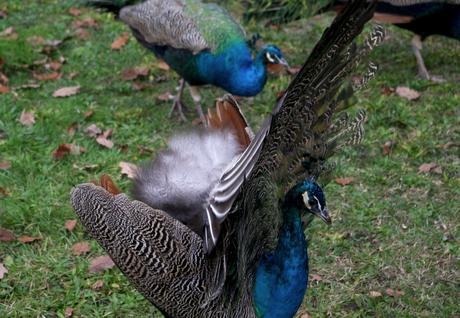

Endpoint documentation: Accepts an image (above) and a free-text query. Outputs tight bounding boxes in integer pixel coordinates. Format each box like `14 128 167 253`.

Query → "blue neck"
253 200 309 318
196 42 267 96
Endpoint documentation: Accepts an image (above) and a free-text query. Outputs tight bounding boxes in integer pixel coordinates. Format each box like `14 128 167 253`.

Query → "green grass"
1 1 459 317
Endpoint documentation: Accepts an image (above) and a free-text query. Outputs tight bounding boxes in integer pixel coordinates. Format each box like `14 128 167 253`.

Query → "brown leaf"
287 65 301 75
111 32 130 50
45 61 63 71
84 124 102 138
33 72 62 81
18 236 43 243
396 86 421 101
158 91 173 101
0 160 11 170
67 122 78 136
300 313 312 318
64 220 77 232
0 228 16 241
117 144 129 153
310 274 322 282
72 242 91 256
14 82 40 90
52 143 86 160
381 86 395 96
84 109 94 119
382 140 395 156
0 186 10 198
100 175 121 195
335 177 354 186
369 291 382 297
96 135 114 149
72 17 98 29
119 161 138 179
64 307 74 318
92 280 104 290
68 72 79 80
89 255 115 273
0 26 17 38
19 110 36 126
418 162 438 174
53 85 80 97
74 28 90 40
0 72 8 84
132 82 150 91
156 60 170 71
27 35 45 46
102 128 112 139
386 288 405 297
0 263 8 280
0 84 10 94
68 7 81 16
121 67 149 80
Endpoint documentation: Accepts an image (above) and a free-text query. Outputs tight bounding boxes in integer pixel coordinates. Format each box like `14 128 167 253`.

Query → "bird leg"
411 35 444 83
169 78 187 121
188 85 207 126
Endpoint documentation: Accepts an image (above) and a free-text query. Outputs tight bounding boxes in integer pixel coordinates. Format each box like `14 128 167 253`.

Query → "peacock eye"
265 52 276 63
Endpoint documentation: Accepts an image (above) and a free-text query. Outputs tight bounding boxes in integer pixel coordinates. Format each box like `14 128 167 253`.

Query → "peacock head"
260 45 288 70
286 179 331 225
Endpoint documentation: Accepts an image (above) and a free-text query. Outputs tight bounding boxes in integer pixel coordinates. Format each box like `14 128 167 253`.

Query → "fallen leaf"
0 228 16 241
0 263 8 280
72 242 91 256
33 72 62 81
369 291 382 297
45 61 63 71
396 86 420 101
119 161 138 179
18 236 43 243
102 128 112 139
68 72 79 80
14 82 40 90
72 17 98 29
158 91 173 101
0 26 17 38
121 67 149 80
0 186 10 198
386 288 405 297
381 86 395 96
287 65 301 75
84 109 94 119
132 82 150 91
418 162 438 174
300 313 312 318
27 35 45 46
117 144 129 153
0 84 9 93
310 274 322 282
382 140 395 156
68 7 81 16
100 175 121 195
89 255 115 273
335 177 353 186
96 135 113 149
53 86 80 97
64 220 77 232
19 111 36 126
67 122 78 136
0 72 8 84
74 28 90 40
111 32 130 50
0 160 11 170
52 143 86 160
156 60 170 71
92 280 104 290
84 124 102 138
64 307 74 318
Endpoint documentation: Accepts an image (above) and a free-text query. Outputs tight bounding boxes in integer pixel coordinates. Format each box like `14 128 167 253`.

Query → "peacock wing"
119 0 245 55
70 183 210 317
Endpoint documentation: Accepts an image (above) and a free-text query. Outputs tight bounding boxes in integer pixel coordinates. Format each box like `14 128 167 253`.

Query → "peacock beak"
277 57 289 68
312 206 331 225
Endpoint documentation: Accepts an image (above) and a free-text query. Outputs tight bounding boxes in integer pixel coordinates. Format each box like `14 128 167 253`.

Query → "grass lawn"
0 1 459 317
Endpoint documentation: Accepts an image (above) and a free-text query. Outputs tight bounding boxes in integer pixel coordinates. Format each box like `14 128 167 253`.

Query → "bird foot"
169 98 187 122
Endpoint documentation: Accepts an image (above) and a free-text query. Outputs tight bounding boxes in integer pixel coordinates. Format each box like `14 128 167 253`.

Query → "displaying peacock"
228 0 460 81
87 0 288 123
71 1 384 317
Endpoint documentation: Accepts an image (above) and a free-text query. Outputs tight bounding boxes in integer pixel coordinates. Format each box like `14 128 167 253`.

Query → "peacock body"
71 1 383 317
88 0 288 121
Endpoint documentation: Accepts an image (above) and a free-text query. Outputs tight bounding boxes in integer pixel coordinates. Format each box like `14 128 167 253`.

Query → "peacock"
87 0 289 123
71 1 384 317
228 0 460 81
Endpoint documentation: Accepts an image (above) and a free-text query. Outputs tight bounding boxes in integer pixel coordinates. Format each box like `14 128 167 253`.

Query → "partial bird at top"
86 0 289 123
228 0 460 81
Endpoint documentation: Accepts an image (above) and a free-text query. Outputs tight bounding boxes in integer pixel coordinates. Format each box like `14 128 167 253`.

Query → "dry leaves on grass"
33 72 62 81
84 124 102 137
53 85 80 97
121 67 149 80
119 161 138 179
84 108 94 119
382 140 396 156
0 228 16 241
0 26 18 39
111 32 129 50
0 84 9 93
64 307 74 318
18 236 43 243
310 274 322 282
386 288 405 297
74 28 90 40
158 91 174 101
72 242 91 256
0 186 10 198
0 263 8 280
369 291 382 298
19 110 35 126
64 220 77 232
396 86 421 101
335 177 354 186
418 162 442 174
68 7 81 16
52 143 86 160
156 60 170 71
0 160 11 170
89 255 115 273
96 129 114 149
92 280 104 290
72 17 98 29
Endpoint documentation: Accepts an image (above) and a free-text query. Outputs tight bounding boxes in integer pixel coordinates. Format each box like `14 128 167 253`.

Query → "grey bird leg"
169 78 187 121
411 35 444 83
188 85 207 126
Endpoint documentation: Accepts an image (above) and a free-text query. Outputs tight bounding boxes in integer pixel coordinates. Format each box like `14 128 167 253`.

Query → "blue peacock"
88 0 288 123
71 1 383 317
